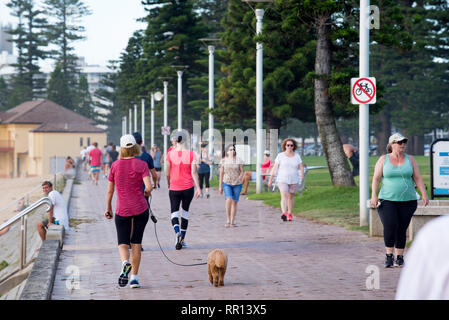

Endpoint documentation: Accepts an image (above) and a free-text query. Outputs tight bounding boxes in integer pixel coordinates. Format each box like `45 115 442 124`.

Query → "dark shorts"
155 167 162 172
42 217 56 229
114 209 149 246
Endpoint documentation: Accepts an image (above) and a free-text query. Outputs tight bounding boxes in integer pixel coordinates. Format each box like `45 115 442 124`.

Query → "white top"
274 152 302 184
48 190 69 230
395 215 449 300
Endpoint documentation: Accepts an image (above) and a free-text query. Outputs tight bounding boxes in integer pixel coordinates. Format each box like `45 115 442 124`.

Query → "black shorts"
114 209 149 246
42 217 56 229
155 167 162 172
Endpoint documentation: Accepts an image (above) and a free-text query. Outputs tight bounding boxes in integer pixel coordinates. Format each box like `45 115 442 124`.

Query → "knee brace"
171 211 180 226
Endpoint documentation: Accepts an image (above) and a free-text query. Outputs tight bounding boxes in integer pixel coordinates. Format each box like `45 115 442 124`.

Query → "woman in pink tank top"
166 131 201 250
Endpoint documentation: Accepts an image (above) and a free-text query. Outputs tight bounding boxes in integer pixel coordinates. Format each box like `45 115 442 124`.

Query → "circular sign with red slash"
351 77 376 104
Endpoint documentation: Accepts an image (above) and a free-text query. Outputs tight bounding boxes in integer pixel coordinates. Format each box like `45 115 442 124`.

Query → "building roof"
0 99 104 133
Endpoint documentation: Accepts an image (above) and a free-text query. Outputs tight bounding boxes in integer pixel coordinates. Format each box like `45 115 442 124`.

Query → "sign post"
430 139 449 199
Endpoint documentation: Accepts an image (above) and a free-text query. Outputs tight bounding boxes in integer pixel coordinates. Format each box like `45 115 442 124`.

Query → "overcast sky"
0 0 147 66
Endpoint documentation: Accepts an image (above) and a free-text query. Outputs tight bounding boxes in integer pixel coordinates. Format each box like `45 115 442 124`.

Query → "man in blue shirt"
133 132 158 190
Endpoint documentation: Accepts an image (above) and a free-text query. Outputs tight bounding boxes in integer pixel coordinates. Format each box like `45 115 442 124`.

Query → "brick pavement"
51 169 402 300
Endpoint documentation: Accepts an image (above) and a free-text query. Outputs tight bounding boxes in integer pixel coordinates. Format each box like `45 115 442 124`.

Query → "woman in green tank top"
371 133 428 268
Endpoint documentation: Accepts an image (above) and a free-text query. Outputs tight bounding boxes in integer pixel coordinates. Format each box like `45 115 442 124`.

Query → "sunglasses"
286 144 294 147
395 140 407 145
228 148 235 151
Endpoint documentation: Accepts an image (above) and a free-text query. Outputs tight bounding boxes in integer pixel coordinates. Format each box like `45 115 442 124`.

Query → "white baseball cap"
388 133 408 144
120 134 137 149
264 150 270 155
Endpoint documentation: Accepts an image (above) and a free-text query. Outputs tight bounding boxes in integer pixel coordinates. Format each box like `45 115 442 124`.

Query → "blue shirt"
136 151 154 192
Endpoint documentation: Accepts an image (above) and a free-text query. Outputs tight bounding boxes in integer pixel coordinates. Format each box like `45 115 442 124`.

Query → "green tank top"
378 154 418 201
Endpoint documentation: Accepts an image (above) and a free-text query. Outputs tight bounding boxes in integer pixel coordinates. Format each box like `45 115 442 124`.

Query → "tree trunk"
314 17 355 186
376 110 391 155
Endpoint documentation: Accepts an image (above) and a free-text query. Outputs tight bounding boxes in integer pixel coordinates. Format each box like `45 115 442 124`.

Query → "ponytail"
386 144 392 154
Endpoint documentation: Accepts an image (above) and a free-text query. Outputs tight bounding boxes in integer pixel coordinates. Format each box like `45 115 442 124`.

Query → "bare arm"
150 168 157 188
219 163 224 194
105 181 115 218
370 156 385 208
143 176 152 197
409 155 429 206
268 162 279 187
191 160 201 198
166 161 171 189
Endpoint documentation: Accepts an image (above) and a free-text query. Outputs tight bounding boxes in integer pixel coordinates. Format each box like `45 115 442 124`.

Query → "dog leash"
148 196 207 267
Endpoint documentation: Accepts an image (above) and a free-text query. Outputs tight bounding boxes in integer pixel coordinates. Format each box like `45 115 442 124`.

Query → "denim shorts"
222 183 243 202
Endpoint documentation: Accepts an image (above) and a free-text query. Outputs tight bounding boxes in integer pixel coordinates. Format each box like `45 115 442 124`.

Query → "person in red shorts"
89 142 103 185
105 134 152 289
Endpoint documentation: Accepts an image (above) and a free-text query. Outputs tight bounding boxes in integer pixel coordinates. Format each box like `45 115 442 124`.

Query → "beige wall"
0 124 106 177
37 132 107 175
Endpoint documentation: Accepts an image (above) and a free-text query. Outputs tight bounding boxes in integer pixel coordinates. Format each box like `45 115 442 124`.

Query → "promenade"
51 169 402 300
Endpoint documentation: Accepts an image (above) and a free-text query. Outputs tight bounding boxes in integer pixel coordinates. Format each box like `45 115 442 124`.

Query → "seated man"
241 150 273 195
36 181 69 242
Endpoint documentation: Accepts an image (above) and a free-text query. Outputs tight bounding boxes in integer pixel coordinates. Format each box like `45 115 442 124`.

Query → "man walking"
36 181 69 241
89 142 103 185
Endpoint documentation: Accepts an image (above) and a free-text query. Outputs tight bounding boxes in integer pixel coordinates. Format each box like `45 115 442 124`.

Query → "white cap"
120 134 137 149
388 133 408 144
264 150 270 155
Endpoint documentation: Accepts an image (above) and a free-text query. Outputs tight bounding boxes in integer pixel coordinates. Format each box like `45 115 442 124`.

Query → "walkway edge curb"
19 165 78 300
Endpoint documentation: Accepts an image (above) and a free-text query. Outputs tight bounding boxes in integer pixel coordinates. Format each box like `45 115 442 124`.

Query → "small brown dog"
207 249 228 287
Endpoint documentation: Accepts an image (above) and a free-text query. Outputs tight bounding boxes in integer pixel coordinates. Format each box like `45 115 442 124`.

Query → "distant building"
0 23 13 54
0 99 107 178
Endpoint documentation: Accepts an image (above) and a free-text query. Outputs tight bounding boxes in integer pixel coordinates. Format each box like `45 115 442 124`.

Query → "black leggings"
377 200 417 249
115 209 149 246
198 172 210 189
169 187 194 232
169 187 194 213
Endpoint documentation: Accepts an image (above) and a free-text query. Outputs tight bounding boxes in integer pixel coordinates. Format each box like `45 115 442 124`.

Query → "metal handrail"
0 197 52 232
0 171 64 215
0 197 52 274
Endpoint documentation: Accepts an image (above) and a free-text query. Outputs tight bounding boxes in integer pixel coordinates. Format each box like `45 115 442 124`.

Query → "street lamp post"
141 98 145 146
255 8 264 194
177 71 183 131
171 65 188 131
208 45 215 159
242 1 272 194
359 0 370 226
134 104 138 135
151 93 155 147
129 108 132 134
163 80 169 170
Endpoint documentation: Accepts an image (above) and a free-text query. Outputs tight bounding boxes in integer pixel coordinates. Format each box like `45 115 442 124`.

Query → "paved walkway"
51 169 402 300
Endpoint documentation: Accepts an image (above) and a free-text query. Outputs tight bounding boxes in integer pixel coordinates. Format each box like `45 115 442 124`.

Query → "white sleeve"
297 154 303 164
274 153 281 164
48 191 57 206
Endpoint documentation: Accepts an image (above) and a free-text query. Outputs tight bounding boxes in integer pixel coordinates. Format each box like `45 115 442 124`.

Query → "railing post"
20 216 25 270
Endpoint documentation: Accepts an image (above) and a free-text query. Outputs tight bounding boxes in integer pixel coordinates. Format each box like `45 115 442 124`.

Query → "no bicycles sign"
351 77 376 104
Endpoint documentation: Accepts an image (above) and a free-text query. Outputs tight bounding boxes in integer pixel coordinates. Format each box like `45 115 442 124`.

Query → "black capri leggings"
115 209 149 245
377 200 417 249
198 172 210 190
169 187 195 213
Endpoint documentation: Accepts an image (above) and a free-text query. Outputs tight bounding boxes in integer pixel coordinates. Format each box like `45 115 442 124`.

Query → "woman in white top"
268 138 304 221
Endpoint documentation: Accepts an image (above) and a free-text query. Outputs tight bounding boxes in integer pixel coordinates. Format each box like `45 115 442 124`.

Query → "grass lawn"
210 155 442 235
